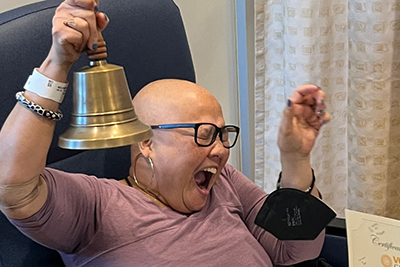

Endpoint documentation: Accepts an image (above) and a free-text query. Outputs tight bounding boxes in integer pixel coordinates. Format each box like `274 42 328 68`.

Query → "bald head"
133 79 224 125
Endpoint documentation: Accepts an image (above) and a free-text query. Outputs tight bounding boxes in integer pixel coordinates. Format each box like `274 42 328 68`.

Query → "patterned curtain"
254 0 400 219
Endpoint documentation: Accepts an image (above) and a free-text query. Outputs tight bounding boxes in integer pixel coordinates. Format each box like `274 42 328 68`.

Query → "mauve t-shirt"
10 164 324 267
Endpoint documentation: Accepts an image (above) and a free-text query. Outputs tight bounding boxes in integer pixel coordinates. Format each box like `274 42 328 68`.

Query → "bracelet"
276 169 315 193
15 91 63 121
23 69 68 103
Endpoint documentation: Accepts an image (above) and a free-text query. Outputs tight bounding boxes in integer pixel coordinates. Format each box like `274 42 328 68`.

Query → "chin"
191 200 208 212
181 199 207 214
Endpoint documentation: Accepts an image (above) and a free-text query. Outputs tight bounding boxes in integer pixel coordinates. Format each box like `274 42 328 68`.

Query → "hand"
40 0 109 81
278 85 330 160
277 85 330 193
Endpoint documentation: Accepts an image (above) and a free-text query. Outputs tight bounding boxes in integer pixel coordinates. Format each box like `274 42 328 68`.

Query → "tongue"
194 171 206 186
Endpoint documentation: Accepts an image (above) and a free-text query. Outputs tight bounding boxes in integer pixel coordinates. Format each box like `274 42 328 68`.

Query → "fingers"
303 106 330 130
280 100 295 136
68 9 98 50
287 84 330 129
64 0 97 11
61 17 90 52
54 0 109 53
319 111 330 125
52 16 82 55
313 89 326 123
289 85 320 104
96 12 109 31
289 84 324 114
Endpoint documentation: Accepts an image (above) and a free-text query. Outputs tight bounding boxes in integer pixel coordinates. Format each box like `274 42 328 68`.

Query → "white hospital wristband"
23 68 68 103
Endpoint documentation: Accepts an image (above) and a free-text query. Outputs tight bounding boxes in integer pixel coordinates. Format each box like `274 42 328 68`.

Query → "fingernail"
104 13 109 22
287 99 292 108
317 109 324 116
321 119 326 124
92 43 98 50
94 5 99 12
315 85 321 90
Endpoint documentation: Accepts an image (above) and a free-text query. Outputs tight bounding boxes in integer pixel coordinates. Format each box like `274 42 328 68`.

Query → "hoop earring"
147 157 154 171
132 153 155 192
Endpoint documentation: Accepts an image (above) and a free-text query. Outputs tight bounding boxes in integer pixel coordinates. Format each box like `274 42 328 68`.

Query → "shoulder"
212 164 254 202
42 167 139 199
43 167 124 184
43 167 98 181
219 164 256 188
217 164 267 202
220 163 241 180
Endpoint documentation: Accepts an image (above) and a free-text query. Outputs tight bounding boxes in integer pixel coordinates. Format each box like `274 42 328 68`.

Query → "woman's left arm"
277 85 330 197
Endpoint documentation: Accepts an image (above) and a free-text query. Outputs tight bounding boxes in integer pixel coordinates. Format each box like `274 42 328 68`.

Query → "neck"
126 176 167 208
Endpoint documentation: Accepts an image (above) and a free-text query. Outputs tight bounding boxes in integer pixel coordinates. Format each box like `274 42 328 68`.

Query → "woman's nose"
210 136 228 155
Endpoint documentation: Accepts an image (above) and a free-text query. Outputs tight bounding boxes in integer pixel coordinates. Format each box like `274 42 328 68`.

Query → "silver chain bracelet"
15 91 63 121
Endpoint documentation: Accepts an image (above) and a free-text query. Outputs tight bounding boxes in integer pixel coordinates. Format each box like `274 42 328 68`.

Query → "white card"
346 209 400 267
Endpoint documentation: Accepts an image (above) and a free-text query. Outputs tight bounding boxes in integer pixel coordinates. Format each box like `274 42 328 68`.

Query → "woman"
0 0 330 266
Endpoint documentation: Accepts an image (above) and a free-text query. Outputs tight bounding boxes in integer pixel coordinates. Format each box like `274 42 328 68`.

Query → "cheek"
155 152 196 188
223 149 230 160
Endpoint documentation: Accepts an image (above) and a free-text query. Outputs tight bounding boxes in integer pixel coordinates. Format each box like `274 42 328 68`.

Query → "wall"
1 0 242 170
246 0 255 180
173 0 240 169
1 0 42 13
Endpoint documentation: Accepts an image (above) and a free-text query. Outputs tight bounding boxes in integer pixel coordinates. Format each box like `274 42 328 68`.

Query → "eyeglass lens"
196 124 238 148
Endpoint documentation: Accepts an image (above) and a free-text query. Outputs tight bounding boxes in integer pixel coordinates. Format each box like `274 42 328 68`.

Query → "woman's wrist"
280 154 313 191
39 53 72 83
24 69 68 103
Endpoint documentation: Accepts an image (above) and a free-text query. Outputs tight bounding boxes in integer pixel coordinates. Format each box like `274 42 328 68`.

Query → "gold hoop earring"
147 157 154 171
132 153 155 192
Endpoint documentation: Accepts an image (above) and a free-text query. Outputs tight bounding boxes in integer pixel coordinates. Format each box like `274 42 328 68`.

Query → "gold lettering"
393 256 400 263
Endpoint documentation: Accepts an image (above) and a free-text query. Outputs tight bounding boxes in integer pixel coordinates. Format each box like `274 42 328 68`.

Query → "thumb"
96 12 109 32
280 99 294 136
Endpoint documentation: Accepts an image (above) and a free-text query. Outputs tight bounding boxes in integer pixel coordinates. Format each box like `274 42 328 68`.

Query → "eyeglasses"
150 123 240 149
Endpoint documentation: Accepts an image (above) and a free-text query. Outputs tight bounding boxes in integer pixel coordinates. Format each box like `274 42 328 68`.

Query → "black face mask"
254 188 336 240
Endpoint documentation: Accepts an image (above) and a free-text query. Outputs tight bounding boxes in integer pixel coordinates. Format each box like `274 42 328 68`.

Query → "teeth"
203 167 217 174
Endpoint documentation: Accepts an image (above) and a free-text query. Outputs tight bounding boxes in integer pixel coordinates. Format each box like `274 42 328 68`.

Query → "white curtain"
254 0 400 219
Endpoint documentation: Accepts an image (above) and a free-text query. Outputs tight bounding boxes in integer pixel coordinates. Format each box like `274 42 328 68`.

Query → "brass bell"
58 35 153 149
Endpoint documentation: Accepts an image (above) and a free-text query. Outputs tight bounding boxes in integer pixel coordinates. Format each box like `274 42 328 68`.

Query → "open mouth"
194 167 217 191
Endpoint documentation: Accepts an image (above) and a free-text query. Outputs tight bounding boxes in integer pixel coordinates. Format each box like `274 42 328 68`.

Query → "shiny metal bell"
58 59 153 149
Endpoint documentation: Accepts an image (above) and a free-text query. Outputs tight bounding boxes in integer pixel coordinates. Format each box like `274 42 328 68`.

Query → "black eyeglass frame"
150 123 240 149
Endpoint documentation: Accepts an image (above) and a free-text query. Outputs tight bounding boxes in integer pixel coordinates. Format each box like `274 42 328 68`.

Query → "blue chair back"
0 0 195 266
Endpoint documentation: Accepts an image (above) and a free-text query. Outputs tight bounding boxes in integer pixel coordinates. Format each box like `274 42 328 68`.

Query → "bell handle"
86 31 107 61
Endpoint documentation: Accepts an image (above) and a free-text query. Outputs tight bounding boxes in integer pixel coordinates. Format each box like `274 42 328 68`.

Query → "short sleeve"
9 168 113 253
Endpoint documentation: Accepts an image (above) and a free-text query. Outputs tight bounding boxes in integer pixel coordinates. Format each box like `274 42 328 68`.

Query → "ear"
138 139 153 158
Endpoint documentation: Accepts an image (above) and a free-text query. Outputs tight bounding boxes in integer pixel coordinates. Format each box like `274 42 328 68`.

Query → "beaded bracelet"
276 169 315 193
15 91 63 121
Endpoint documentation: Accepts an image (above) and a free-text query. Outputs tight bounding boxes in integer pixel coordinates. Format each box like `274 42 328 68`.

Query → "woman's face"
132 80 231 214
150 114 230 214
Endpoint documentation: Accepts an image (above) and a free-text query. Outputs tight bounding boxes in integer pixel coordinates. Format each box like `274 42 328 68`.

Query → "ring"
63 18 77 28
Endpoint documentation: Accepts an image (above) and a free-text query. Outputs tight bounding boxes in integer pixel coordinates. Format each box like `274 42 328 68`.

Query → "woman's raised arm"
0 0 108 219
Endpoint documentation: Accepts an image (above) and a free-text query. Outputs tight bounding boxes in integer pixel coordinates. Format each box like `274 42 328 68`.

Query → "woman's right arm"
0 0 108 219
